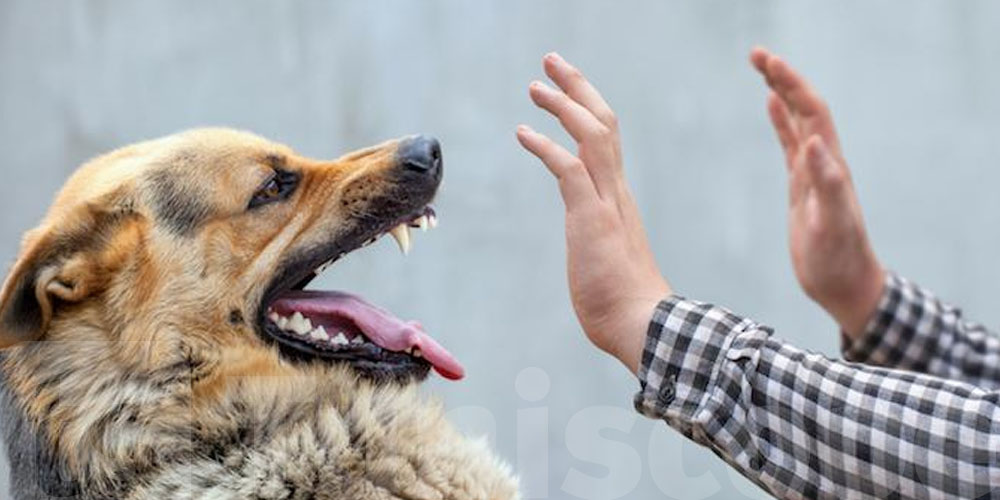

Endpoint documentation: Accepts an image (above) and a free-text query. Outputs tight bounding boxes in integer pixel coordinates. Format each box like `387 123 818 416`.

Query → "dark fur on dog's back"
0 129 518 499
1 360 81 498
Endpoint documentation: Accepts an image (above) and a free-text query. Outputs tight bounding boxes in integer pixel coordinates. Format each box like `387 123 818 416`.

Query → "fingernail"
529 80 547 91
544 52 561 62
517 124 532 134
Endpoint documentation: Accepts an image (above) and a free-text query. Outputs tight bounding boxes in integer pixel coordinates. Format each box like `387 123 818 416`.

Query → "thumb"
803 135 848 202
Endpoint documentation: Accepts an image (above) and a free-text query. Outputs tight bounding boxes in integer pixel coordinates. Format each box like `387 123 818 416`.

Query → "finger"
764 56 829 121
529 80 611 145
543 53 618 129
750 46 783 90
749 46 772 75
803 135 848 202
767 92 800 167
755 53 843 157
529 80 622 199
516 125 599 207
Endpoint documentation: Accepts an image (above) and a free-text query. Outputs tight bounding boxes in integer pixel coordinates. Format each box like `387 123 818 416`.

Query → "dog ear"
0 238 94 348
0 202 136 348
0 236 59 347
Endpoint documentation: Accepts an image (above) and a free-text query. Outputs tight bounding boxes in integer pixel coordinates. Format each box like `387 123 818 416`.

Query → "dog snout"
397 136 442 179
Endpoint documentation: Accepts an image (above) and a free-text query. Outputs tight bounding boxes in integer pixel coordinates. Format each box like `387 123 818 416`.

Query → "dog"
0 129 519 499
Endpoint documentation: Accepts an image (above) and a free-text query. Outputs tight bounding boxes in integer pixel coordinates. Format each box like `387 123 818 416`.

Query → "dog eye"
249 170 299 209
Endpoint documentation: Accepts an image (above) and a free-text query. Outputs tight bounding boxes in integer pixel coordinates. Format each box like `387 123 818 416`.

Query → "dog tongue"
270 290 464 380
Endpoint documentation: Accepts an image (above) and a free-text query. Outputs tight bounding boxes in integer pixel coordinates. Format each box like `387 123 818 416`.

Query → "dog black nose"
398 136 442 176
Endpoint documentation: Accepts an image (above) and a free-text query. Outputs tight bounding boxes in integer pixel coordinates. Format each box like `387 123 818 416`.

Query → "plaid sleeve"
842 272 1000 389
635 296 1000 499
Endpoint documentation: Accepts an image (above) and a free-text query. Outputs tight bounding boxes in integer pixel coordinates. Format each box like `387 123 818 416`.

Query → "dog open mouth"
257 206 464 383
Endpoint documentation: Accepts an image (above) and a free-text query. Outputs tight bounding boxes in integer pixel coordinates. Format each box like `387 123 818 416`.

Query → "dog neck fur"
0 321 518 499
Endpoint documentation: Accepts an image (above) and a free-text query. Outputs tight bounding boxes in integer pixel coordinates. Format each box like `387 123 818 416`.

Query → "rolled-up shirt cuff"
840 272 936 367
633 295 755 430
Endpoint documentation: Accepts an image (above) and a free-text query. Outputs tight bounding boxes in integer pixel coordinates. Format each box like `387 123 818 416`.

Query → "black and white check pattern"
635 274 1000 499
843 273 1000 390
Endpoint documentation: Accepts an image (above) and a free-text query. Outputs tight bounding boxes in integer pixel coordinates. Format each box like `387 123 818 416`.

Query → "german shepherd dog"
0 129 519 499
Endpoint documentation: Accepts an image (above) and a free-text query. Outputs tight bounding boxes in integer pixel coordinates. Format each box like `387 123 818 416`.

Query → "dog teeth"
310 326 328 341
428 214 438 229
271 312 370 350
289 312 312 335
412 348 422 358
389 223 411 255
415 215 429 232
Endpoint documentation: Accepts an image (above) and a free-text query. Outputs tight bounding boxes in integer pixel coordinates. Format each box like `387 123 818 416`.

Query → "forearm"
637 296 1000 499
842 272 1000 389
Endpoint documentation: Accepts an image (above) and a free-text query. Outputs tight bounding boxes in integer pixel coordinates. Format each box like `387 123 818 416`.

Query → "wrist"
830 261 886 338
604 294 668 376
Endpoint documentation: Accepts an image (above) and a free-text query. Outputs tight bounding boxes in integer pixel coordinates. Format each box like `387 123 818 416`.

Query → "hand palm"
751 47 884 335
518 54 669 374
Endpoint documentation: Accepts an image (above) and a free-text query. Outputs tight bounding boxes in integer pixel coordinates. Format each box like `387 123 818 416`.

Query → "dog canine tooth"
389 223 411 255
416 215 429 232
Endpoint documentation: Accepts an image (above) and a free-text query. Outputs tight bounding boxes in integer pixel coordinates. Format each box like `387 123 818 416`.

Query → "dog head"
0 128 463 385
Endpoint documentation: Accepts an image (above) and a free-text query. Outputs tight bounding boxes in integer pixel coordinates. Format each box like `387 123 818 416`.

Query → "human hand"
516 53 670 374
750 47 885 338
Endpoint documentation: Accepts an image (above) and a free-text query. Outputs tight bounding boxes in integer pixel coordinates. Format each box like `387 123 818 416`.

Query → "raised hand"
750 47 884 338
517 53 669 374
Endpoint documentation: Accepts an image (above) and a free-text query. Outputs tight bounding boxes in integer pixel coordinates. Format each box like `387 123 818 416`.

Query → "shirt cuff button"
657 375 676 406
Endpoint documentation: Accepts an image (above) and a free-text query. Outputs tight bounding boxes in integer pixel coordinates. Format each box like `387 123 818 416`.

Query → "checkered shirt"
634 272 1000 499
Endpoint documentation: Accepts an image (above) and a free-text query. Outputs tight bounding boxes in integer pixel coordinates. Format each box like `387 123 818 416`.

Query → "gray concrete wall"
2 1 999 498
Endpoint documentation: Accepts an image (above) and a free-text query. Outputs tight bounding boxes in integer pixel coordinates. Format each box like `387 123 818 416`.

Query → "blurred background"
3 1 1000 498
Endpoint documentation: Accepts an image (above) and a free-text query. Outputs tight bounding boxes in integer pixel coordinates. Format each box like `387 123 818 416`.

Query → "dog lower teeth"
310 327 328 341
289 312 311 335
267 309 423 358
